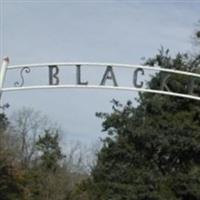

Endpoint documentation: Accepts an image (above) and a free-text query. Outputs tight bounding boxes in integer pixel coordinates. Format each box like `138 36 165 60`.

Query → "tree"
0 154 25 200
10 107 54 168
36 129 65 171
0 113 9 152
81 32 200 199
0 113 25 200
25 130 80 200
0 108 87 200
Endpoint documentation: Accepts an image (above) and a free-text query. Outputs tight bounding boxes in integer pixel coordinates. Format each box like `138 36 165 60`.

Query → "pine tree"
36 129 65 172
83 34 200 200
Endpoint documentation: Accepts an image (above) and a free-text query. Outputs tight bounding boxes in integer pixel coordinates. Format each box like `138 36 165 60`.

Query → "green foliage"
0 113 9 132
36 130 65 171
196 31 200 39
0 113 25 200
0 111 85 200
0 156 25 200
82 47 200 199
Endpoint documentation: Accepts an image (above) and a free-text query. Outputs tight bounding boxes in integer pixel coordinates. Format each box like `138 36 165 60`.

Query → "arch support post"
0 57 9 106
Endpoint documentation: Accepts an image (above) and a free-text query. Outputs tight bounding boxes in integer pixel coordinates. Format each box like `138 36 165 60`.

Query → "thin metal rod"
2 85 200 101
7 62 200 79
0 57 9 105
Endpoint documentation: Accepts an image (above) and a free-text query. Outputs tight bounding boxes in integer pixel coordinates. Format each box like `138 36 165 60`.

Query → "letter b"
49 65 59 85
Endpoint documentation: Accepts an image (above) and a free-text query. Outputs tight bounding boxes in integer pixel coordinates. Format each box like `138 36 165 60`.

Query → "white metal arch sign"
1 57 200 105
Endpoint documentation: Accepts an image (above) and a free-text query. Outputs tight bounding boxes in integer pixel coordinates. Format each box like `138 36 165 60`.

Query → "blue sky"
0 0 200 146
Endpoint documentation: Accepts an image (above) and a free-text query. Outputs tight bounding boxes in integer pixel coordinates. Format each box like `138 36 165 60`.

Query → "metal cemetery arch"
1 57 200 106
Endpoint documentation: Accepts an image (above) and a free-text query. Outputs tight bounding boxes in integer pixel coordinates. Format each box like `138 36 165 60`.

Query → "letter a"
49 65 59 85
100 66 118 86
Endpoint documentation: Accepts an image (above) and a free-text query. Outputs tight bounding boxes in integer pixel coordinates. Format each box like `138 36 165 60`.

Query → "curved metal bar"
2 85 200 101
7 62 200 79
14 67 31 87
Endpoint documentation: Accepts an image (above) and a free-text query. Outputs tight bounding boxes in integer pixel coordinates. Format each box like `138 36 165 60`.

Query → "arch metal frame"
1 57 200 104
